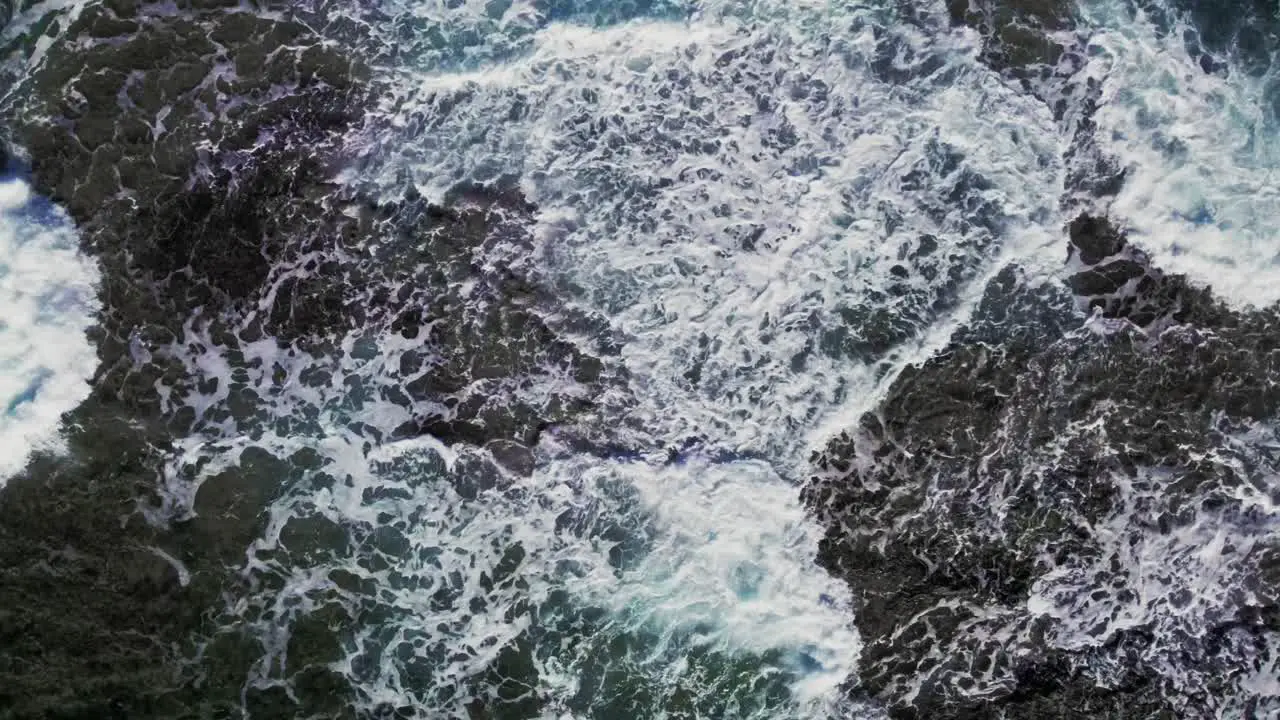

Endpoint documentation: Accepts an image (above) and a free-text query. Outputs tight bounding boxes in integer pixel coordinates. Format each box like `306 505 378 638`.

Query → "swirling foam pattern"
1083 0 1280 307
149 0 1064 717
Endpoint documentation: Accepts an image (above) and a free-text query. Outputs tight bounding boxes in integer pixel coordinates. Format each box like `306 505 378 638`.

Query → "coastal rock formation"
3 0 1278 717
807 227 1280 717
805 2 1280 717
0 3 607 716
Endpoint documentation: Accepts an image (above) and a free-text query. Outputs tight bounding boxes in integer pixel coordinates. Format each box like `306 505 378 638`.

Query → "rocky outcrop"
808 2 1280 718
947 0 1074 80
808 233 1280 717
1065 213 1230 331
0 2 608 717
947 0 1125 202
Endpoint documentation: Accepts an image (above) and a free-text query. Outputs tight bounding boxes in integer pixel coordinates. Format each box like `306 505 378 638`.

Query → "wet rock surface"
948 0 1126 200
2 0 1278 718
808 1 1280 718
808 250 1280 717
0 2 607 716
948 0 1074 79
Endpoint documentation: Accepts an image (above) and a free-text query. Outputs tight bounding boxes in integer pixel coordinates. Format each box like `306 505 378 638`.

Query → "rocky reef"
3 0 1278 717
804 1 1280 718
807 228 1280 717
0 2 608 716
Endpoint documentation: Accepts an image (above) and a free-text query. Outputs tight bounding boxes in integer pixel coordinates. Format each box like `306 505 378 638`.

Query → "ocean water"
249 0 1280 709
1081 0 1280 307
0 177 98 482
2 0 1280 716
147 0 1062 716
364 8 1065 458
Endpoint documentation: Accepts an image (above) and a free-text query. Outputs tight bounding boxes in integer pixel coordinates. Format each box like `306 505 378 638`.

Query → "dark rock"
1065 258 1146 295
807 254 1280 717
0 404 213 719
486 439 537 477
279 513 351 564
948 0 1075 81
0 1 609 717
1068 213 1126 264
286 601 352 671
1063 214 1232 331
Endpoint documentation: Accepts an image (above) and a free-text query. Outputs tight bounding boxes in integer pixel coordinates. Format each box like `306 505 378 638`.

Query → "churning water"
3 0 1279 716
148 0 1066 716
0 177 97 482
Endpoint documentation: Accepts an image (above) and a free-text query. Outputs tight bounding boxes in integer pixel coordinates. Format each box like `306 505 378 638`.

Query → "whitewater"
143 0 1069 716
1 0 1278 716
0 176 97 482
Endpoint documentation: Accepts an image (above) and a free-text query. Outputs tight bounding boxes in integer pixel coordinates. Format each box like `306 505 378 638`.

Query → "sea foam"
0 178 98 482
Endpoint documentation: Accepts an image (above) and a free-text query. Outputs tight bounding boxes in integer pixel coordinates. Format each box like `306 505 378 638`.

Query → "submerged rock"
1066 214 1229 331
947 0 1075 80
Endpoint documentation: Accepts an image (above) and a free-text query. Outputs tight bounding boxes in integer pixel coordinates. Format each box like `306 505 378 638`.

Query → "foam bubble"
0 178 99 482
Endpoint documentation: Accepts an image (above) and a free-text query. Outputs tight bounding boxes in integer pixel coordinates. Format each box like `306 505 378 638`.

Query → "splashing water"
147 0 1069 716
1027 422 1280 716
8 0 1280 715
1081 0 1280 308
42 0 1070 716
0 178 98 483
361 2 1065 456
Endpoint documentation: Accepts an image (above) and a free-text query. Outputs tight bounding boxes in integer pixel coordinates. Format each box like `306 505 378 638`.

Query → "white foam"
0 179 98 483
1027 446 1280 713
588 456 861 705
1082 0 1280 308
365 6 1063 459
149 0 1069 714
340 0 1062 711
0 0 96 98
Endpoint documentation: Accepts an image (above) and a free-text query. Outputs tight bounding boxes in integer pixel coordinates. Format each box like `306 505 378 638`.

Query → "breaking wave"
1083 0 1280 307
0 177 98 482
